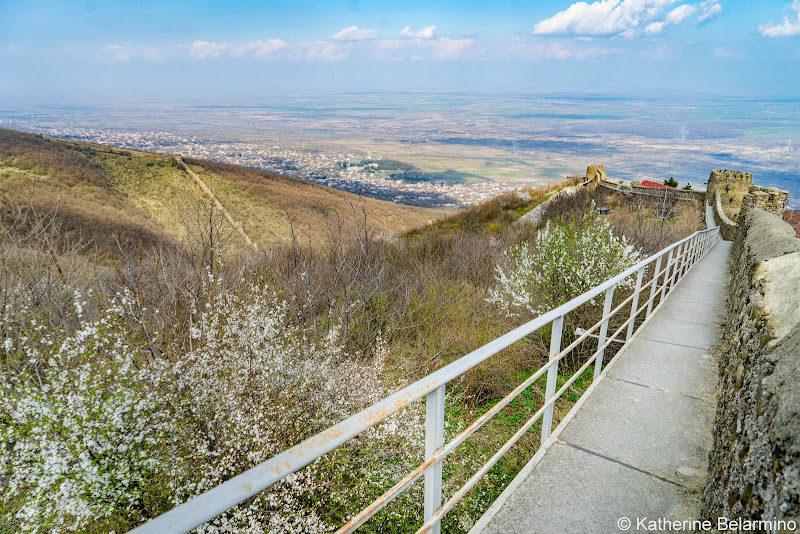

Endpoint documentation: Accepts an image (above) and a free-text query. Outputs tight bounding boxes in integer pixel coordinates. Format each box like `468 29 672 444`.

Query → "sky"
1 0 799 103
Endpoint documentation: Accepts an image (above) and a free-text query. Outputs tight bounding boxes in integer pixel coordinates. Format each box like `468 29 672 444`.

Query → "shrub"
0 292 173 533
168 279 424 532
487 203 643 317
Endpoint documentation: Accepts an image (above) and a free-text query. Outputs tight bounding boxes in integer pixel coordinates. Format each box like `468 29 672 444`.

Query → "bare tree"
181 196 236 274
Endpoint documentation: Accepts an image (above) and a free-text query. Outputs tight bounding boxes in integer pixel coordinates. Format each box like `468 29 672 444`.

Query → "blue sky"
1 0 799 102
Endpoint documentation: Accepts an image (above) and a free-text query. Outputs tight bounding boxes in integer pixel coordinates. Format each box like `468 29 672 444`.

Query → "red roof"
783 210 800 238
641 180 677 190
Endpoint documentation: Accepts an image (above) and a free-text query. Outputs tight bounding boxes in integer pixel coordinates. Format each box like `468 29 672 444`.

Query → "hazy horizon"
3 91 797 208
2 0 797 206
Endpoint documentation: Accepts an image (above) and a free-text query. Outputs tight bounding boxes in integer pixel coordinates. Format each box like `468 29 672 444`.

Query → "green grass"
187 163 291 248
91 152 199 243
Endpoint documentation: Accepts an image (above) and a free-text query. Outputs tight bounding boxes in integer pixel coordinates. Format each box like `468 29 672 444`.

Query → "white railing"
130 225 721 534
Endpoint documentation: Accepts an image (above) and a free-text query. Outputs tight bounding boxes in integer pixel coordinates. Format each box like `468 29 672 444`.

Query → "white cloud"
665 4 697 24
430 37 474 59
713 47 744 58
644 4 696 34
102 44 161 61
231 39 288 59
376 36 475 60
307 43 348 61
400 25 438 39
7 45 16 53
532 0 678 36
758 0 800 37
189 40 227 59
697 0 722 22
331 25 379 41
645 22 665 34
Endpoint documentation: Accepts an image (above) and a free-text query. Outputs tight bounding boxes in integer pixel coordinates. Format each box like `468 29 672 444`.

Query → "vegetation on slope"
187 157 446 248
0 127 703 533
0 128 445 256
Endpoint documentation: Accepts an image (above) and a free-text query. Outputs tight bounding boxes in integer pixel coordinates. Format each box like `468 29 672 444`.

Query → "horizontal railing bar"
130 226 719 534
129 308 568 533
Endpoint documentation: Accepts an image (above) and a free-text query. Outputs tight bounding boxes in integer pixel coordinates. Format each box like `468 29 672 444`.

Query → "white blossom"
488 202 643 316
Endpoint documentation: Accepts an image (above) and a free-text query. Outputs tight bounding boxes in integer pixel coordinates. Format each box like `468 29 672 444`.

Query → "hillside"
0 127 446 258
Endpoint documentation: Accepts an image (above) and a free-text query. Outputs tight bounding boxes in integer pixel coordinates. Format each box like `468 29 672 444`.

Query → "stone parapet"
713 190 739 241
702 208 800 527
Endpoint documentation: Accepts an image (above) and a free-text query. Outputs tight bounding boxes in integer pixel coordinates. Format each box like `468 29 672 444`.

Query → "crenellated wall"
702 208 800 527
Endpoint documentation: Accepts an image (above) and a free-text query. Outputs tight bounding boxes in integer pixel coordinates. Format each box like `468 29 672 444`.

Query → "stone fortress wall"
657 167 799 525
702 208 800 528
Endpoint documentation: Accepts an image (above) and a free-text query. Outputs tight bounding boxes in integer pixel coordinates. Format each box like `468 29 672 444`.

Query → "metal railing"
130 225 721 534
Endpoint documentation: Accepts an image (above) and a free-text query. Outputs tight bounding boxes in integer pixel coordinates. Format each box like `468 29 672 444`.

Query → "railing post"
646 254 662 318
541 315 564 444
668 242 683 292
594 287 614 381
626 267 645 341
661 248 674 301
683 236 697 276
682 238 692 276
677 241 688 281
694 234 702 263
424 385 445 534
682 238 693 276
686 236 700 271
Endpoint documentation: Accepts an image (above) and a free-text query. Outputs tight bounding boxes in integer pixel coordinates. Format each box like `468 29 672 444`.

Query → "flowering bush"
1 280 425 533
168 280 424 532
0 293 173 533
487 203 643 317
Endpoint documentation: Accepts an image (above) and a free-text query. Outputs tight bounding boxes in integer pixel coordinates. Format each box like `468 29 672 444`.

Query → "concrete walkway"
472 240 732 534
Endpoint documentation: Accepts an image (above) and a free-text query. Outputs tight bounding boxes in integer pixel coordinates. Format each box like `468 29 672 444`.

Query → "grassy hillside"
0 127 445 258
0 130 181 261
185 157 445 248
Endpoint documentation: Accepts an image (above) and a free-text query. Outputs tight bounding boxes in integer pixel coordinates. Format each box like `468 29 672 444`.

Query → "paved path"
473 240 732 534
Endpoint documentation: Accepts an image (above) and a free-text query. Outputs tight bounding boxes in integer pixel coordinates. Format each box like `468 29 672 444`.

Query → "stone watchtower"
585 165 606 186
706 169 752 221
